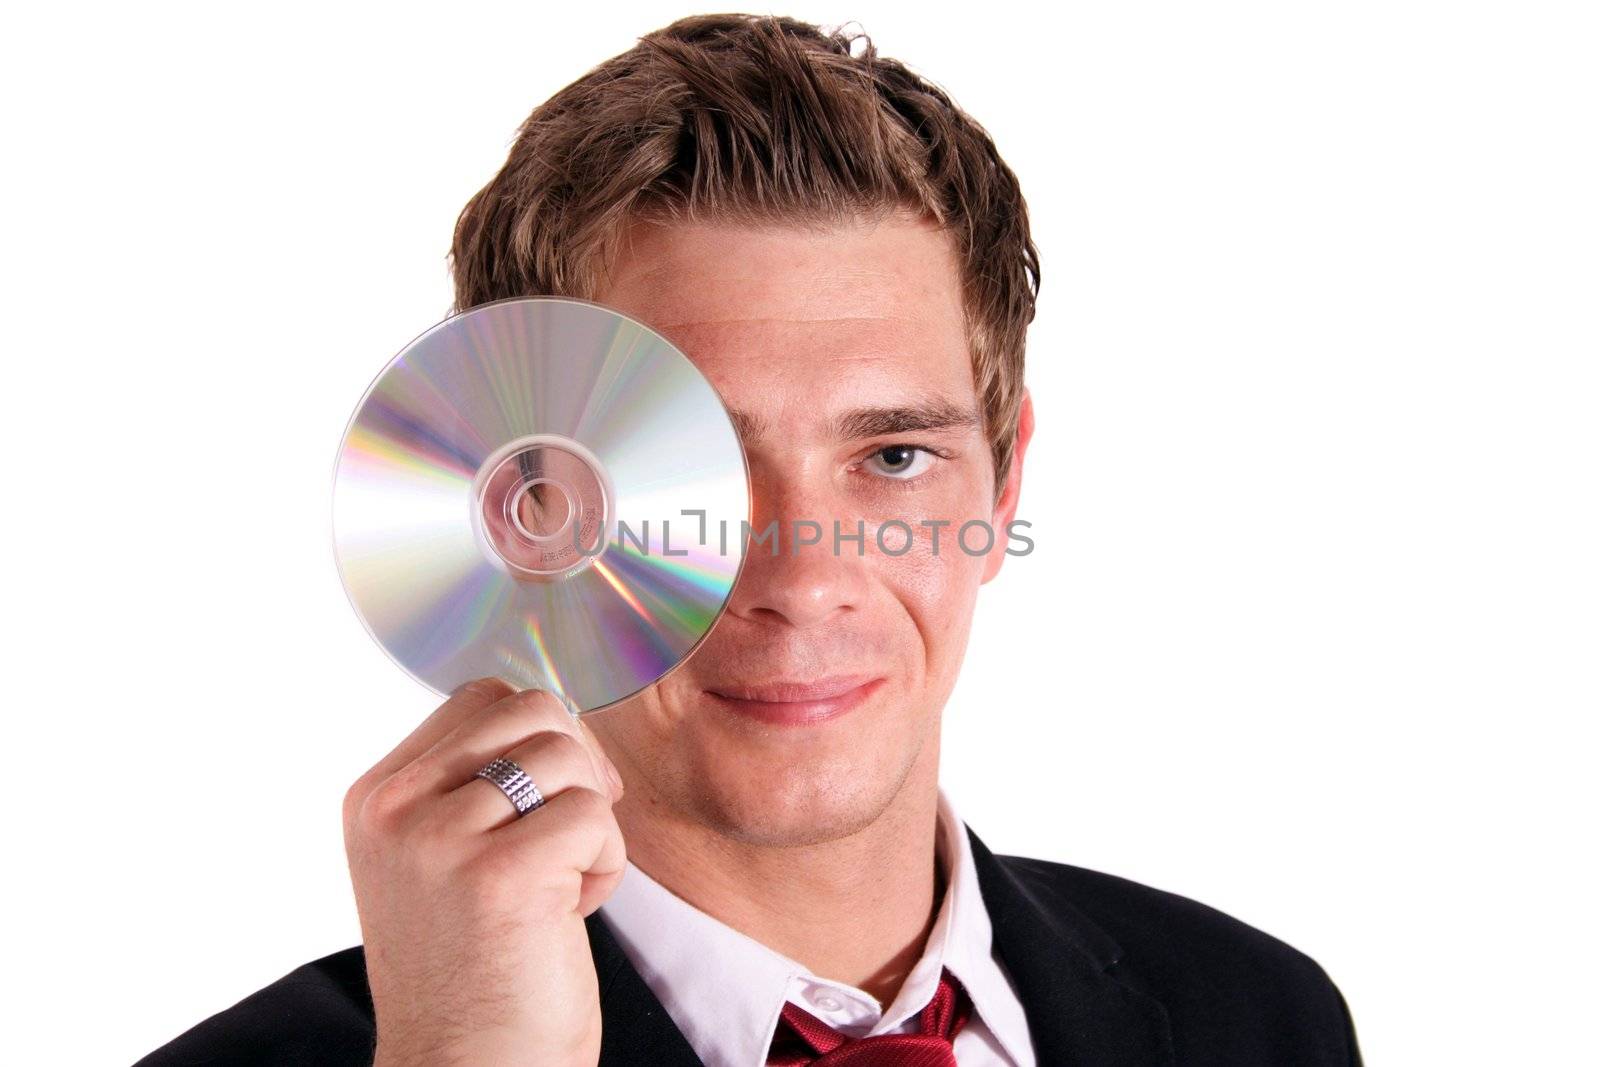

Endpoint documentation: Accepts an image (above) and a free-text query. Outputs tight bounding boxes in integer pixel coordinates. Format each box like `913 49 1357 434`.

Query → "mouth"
704 675 884 727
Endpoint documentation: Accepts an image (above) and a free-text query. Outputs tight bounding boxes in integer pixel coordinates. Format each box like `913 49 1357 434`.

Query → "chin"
623 674 933 846
683 738 908 848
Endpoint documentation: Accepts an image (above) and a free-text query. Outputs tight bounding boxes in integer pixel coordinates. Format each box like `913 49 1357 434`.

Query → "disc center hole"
472 435 610 579
510 478 573 541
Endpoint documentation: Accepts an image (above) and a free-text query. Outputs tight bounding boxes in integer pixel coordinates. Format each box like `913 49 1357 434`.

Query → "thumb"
574 715 625 801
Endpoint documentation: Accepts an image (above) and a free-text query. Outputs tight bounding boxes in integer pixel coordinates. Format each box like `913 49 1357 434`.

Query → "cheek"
866 526 988 668
586 688 672 755
852 476 995 667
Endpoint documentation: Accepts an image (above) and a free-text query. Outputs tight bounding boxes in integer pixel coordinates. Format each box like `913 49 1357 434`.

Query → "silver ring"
474 757 546 816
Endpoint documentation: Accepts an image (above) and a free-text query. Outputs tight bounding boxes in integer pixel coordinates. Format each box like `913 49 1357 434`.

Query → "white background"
3 2 1595 1063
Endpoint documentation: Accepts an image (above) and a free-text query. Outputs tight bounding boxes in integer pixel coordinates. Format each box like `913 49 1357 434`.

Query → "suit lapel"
586 910 704 1067
967 825 1176 1066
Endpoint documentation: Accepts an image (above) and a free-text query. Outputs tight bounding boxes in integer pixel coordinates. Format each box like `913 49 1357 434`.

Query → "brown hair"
449 13 1040 486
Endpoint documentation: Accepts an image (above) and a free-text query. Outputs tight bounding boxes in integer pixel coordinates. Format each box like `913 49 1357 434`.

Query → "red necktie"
767 967 973 1066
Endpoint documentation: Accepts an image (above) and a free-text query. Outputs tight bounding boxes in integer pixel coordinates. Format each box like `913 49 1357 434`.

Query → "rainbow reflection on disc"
332 297 750 713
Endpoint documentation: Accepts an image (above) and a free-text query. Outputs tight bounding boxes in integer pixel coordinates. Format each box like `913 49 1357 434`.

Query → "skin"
345 209 1034 1066
585 208 1034 1004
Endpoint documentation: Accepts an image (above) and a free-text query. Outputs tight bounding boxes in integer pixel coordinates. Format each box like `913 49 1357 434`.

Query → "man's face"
587 210 1028 847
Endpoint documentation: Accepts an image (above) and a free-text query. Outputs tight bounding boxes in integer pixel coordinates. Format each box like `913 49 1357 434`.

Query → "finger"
489 785 629 904
573 714 624 795
403 687 598 800
433 727 607 833
576 864 628 918
349 677 515 801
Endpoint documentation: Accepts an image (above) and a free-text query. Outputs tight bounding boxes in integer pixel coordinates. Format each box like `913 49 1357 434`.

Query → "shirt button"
812 993 843 1012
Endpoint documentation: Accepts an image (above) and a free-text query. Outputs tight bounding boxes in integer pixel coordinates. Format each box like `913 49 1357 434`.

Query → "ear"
981 388 1035 584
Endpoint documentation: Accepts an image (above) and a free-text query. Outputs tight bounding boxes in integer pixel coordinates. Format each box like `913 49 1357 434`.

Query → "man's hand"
342 678 627 1067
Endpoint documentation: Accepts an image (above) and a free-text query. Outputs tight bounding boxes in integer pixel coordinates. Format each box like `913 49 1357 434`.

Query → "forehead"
592 213 976 423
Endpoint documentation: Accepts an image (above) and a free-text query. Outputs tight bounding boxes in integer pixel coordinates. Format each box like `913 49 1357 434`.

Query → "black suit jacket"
136 826 1362 1065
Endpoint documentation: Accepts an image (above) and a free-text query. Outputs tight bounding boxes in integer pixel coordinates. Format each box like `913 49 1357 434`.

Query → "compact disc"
332 296 750 712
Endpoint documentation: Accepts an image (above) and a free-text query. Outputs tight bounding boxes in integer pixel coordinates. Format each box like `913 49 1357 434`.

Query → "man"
139 13 1361 1066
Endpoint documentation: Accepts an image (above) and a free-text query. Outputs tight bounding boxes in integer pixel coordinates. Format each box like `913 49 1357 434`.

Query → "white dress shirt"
597 786 1036 1067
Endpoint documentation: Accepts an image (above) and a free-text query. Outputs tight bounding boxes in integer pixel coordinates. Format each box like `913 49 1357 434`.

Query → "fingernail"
603 754 625 797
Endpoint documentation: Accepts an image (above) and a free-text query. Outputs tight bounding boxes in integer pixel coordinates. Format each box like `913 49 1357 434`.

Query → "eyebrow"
726 399 981 444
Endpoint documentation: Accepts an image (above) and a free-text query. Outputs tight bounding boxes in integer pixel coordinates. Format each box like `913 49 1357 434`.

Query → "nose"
726 473 867 629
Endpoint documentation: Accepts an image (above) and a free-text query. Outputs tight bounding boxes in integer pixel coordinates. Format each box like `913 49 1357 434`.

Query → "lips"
704 675 883 727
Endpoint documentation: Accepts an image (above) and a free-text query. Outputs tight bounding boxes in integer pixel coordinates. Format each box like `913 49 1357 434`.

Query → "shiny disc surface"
332 297 750 712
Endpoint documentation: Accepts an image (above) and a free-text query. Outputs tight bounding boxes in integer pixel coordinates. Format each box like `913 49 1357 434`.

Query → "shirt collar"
597 785 1033 1067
